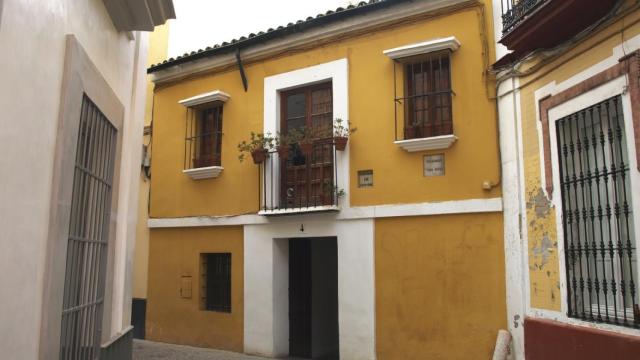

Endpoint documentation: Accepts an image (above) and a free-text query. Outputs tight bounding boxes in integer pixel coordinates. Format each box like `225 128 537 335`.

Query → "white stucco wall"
491 0 509 60
0 0 147 357
244 217 376 360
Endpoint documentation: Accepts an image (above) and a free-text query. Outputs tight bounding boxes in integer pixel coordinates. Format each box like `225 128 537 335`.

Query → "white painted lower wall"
496 76 526 360
244 218 376 360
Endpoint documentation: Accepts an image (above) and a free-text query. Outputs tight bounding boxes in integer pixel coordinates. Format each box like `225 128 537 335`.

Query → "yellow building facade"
494 0 640 358
132 23 170 339
145 1 506 358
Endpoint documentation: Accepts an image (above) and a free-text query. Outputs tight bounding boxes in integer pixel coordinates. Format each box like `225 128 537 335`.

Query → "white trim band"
148 197 503 228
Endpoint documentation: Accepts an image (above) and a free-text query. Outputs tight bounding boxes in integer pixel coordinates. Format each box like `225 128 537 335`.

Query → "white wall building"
0 0 173 358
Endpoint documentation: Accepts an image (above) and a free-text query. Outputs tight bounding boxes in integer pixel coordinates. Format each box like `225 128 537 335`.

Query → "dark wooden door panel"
289 238 312 358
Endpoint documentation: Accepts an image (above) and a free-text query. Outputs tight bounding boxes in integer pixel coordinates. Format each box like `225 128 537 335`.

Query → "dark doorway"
289 237 339 359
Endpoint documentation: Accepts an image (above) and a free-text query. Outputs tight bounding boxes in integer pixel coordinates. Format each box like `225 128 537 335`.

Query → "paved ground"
133 340 272 360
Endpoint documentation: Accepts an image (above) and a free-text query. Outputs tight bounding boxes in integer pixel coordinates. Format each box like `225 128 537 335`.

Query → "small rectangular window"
201 253 231 313
186 105 223 169
403 51 452 140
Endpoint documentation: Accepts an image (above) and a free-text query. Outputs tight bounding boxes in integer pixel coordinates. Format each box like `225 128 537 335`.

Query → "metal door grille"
60 94 117 359
556 95 639 328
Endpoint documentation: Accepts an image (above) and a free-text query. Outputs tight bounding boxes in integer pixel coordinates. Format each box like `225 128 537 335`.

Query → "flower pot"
251 149 267 164
334 136 348 151
277 145 290 160
299 142 313 156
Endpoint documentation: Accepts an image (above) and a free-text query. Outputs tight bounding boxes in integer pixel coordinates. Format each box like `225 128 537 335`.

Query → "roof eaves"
147 0 402 73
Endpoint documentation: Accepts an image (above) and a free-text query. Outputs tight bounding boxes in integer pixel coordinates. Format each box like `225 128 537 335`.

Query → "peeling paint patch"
531 233 553 269
527 188 552 218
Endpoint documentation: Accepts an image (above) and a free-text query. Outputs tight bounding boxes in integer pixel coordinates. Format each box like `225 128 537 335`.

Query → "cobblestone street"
133 340 272 360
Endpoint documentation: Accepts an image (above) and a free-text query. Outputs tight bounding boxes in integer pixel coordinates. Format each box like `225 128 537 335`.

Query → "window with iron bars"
556 95 639 328
200 253 231 313
185 105 223 169
400 50 452 140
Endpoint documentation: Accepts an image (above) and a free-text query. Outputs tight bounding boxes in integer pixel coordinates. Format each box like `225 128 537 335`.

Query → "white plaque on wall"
424 154 444 176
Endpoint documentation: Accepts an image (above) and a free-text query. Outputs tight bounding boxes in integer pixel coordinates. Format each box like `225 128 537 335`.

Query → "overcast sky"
167 0 356 57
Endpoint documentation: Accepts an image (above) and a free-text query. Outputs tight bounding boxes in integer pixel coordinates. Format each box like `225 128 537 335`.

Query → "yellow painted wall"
133 23 170 299
516 6 640 310
146 226 244 351
149 3 500 218
375 213 506 360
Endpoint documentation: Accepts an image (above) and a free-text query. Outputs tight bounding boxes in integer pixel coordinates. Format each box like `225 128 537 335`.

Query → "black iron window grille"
500 0 549 35
201 253 232 313
556 95 639 328
60 94 118 359
393 50 453 141
185 104 223 169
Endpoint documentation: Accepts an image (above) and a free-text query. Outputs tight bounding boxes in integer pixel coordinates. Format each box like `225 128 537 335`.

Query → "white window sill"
394 134 457 152
183 166 223 180
258 205 339 216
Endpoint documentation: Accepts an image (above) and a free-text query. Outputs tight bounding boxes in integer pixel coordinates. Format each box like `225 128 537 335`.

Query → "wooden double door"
280 82 335 208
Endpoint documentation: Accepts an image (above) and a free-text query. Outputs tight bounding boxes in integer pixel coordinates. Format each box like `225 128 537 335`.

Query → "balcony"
498 0 617 61
258 140 342 215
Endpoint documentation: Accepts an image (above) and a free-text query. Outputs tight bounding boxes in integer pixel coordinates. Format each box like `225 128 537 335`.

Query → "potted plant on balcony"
322 183 346 205
333 118 356 151
298 126 317 156
274 129 301 160
237 132 274 164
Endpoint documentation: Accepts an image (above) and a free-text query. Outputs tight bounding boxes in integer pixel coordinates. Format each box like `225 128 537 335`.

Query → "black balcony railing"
259 140 340 213
501 0 549 35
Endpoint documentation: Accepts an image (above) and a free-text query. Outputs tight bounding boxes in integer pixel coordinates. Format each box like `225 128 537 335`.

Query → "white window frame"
544 75 640 334
383 37 460 152
179 90 230 179
262 58 350 212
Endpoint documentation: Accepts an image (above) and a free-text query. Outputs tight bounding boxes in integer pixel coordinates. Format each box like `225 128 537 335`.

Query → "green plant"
237 132 274 162
274 129 302 147
297 126 318 144
323 183 346 198
333 118 357 138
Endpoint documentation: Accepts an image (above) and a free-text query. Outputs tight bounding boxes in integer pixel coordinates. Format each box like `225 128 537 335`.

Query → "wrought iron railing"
557 96 639 328
501 0 549 35
259 140 340 213
395 91 454 141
